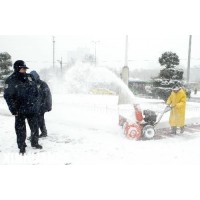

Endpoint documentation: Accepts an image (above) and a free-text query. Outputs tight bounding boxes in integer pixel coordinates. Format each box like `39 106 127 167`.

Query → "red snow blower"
119 104 171 140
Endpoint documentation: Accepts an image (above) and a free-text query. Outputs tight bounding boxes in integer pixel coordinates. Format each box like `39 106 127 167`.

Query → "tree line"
0 52 13 80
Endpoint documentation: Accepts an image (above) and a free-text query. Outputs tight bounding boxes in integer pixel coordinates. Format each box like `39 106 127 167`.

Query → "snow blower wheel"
142 125 155 139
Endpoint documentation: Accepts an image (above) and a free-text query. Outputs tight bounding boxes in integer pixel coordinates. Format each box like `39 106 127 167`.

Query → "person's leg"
171 126 177 134
15 115 27 154
180 126 185 133
38 113 47 137
27 114 42 149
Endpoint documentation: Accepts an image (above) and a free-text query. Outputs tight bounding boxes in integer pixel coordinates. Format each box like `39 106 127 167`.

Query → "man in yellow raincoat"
166 83 186 134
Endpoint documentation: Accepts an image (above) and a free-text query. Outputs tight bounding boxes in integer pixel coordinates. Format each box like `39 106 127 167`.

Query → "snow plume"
49 62 135 104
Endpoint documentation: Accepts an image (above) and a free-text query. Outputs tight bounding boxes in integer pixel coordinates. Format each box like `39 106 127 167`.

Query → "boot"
31 135 42 149
171 126 177 134
180 126 185 134
19 147 26 155
31 143 43 149
39 133 47 138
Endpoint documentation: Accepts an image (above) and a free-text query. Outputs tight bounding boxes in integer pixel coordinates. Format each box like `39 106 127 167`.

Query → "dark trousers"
15 114 39 149
38 113 47 135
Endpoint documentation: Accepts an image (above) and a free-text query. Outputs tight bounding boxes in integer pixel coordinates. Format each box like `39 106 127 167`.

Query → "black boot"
31 134 42 149
31 143 43 149
19 146 26 155
39 133 47 138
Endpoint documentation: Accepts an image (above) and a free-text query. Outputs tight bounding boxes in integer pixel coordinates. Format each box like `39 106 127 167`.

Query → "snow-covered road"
1 94 200 165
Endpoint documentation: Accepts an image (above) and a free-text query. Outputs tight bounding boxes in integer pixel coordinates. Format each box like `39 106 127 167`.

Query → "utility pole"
187 35 192 85
53 36 55 69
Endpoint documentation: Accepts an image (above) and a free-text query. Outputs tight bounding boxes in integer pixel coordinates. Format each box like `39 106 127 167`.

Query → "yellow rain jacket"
166 88 186 127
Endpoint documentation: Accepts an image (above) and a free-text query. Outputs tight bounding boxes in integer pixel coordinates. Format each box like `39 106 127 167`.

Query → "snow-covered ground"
1 92 200 165
1 63 200 165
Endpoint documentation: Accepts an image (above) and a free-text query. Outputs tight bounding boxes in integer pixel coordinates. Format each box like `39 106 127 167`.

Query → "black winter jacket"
30 71 52 114
37 80 52 113
4 72 39 115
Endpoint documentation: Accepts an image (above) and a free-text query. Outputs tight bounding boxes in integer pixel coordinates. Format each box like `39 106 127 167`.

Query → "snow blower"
119 105 171 140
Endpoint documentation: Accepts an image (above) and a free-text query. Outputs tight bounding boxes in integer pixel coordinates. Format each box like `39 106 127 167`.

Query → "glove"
166 104 175 108
165 105 172 112
12 112 18 116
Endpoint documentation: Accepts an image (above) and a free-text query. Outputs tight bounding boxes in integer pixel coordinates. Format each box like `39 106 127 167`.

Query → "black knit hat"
172 82 181 91
13 60 29 71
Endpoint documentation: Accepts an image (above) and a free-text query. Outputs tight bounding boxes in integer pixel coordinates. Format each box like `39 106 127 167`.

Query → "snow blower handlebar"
153 105 172 126
164 105 173 112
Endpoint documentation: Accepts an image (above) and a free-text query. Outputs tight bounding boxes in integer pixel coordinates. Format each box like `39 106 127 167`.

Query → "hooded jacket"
30 71 52 113
166 88 186 127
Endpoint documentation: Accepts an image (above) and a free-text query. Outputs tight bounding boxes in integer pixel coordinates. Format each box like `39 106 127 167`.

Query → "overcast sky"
1 0 200 72
1 35 200 72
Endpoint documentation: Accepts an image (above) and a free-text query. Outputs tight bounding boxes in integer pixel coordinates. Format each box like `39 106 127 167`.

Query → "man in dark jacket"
30 70 52 137
4 60 42 155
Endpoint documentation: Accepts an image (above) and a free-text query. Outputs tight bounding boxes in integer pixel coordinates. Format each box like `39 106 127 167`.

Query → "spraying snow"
49 62 135 104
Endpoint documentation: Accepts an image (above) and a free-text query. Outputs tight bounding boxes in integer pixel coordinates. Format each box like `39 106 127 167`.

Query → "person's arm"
175 92 186 109
166 93 172 106
4 81 18 115
42 81 52 111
